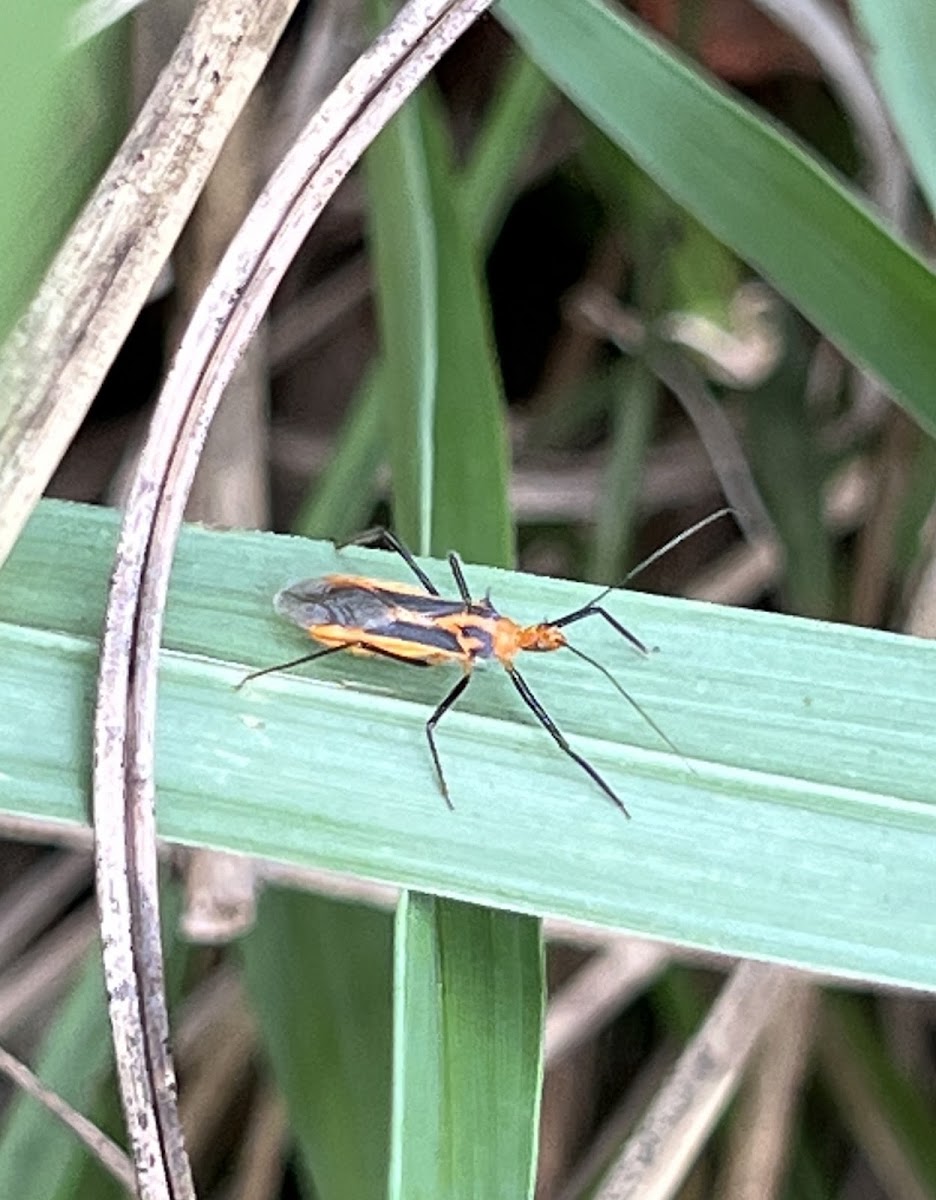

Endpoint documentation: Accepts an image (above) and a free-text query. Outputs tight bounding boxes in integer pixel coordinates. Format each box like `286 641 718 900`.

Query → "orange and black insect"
240 526 703 815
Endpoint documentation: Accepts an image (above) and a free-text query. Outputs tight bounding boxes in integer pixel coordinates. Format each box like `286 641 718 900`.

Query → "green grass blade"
293 47 544 548
497 0 936 436
852 1 936 217
0 950 112 1198
894 434 936 582
3 501 936 989
821 993 936 1192
0 4 127 343
418 93 513 565
242 890 393 1200
746 316 835 618
390 897 543 1200
363 65 437 551
457 53 553 246
293 366 384 540
586 360 658 583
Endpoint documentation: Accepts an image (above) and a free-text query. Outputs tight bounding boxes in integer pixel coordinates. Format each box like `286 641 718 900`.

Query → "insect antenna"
575 507 736 612
624 507 736 585
563 642 696 775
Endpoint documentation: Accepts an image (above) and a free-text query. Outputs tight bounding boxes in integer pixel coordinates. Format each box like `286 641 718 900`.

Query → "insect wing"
275 577 464 629
358 586 498 658
274 578 391 631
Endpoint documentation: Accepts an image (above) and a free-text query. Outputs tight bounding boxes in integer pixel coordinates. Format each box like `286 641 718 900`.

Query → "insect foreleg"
553 604 649 656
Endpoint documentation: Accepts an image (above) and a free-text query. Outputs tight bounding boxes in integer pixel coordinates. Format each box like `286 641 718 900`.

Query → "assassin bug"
240 514 730 813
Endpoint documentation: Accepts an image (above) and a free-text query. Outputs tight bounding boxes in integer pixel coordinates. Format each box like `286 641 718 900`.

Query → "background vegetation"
1 1 935 1197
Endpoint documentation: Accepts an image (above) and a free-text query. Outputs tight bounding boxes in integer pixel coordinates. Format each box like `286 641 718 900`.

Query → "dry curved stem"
0 0 299 568
93 2 495 1197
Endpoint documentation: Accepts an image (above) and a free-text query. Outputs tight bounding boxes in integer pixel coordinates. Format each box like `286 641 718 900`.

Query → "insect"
238 519 729 815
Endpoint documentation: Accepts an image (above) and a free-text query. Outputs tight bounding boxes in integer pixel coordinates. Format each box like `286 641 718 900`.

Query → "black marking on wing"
276 578 500 631
370 587 469 617
375 620 465 653
275 582 391 630
369 585 500 621
454 622 496 658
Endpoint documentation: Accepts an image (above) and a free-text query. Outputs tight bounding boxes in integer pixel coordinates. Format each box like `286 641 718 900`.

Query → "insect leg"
338 528 440 595
354 646 431 667
237 644 349 688
425 673 472 810
294 642 463 807
446 552 473 606
506 667 629 816
553 605 649 655
238 640 437 690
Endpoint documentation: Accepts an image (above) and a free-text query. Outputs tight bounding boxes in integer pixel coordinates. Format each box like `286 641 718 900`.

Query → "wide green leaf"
3 501 936 990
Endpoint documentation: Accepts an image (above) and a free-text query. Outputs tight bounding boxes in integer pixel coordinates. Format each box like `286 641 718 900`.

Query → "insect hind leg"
238 640 434 689
338 528 440 595
237 644 349 688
